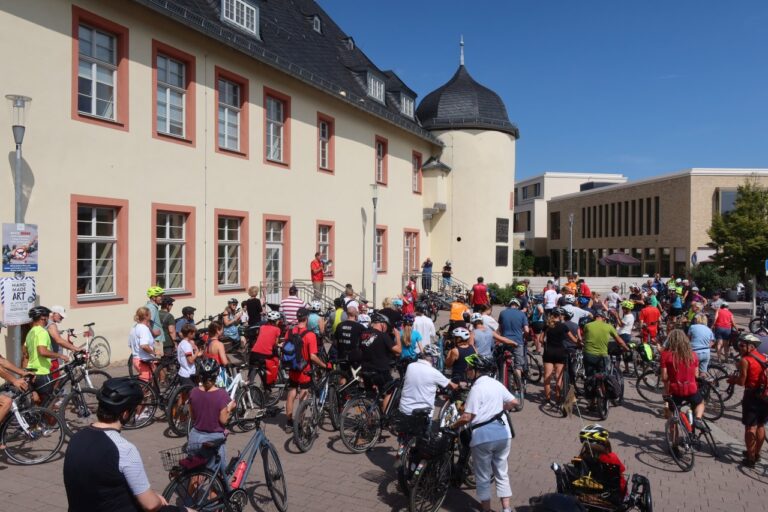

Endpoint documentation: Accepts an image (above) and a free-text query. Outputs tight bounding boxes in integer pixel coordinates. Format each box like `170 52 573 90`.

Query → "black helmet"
464 353 496 374
161 296 176 306
97 377 143 416
529 493 586 512
181 306 196 316
197 358 221 380
28 306 51 321
551 307 566 317
370 312 391 327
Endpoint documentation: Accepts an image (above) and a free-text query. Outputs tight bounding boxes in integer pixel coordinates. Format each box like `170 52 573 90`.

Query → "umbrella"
599 253 640 266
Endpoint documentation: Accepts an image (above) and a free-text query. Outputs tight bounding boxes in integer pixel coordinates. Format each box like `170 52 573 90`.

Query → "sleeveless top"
451 344 476 381
222 312 240 340
745 351 767 389
205 340 224 365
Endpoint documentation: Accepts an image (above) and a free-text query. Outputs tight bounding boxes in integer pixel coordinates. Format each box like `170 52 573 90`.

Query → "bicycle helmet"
310 300 322 312
507 298 521 307
227 297 238 304
620 300 634 310
28 306 51 321
197 358 221 381
181 306 196 316
464 353 495 374
563 295 576 305
296 307 310 320
147 286 165 298
370 312 391 327
470 312 483 324
529 493 586 512
739 332 761 346
422 344 441 358
550 307 566 317
97 377 144 416
402 314 415 325
392 298 404 308
561 308 574 320
515 284 526 293
579 424 610 446
452 327 470 341
266 310 281 322
161 296 176 306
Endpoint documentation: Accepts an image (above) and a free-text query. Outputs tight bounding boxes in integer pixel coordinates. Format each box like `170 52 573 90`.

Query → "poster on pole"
0 276 36 325
2 223 38 272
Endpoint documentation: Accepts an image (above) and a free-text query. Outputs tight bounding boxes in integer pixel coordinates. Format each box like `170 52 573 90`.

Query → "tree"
708 180 768 280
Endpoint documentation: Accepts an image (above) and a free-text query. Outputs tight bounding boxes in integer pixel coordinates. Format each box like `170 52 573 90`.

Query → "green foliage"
488 281 522 305
689 264 739 296
708 180 768 278
533 256 551 276
513 250 535 276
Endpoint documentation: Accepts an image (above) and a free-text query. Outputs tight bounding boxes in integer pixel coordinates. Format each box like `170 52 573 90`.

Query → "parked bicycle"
492 345 525 411
293 368 333 452
62 324 111 370
663 394 720 472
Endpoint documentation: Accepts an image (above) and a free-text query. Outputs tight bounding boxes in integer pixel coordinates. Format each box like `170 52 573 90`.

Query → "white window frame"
312 16 322 33
218 216 241 288
375 228 385 272
221 0 259 36
404 232 418 273
367 72 385 103
317 225 331 274
77 24 117 120
156 212 186 291
319 120 330 169
401 94 414 118
376 141 385 183
76 206 117 298
412 153 421 193
266 96 284 162
218 78 241 151
156 54 186 138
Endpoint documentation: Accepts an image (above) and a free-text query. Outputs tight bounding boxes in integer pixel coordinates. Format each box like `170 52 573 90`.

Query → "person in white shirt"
452 354 517 512
176 324 201 387
562 296 592 324
543 282 558 315
129 307 158 383
399 346 456 416
605 286 622 311
479 304 499 332
412 307 436 353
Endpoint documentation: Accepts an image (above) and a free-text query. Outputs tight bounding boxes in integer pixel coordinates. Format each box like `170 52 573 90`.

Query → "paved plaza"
1 307 767 512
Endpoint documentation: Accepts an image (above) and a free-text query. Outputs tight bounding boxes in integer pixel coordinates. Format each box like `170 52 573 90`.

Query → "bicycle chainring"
228 488 248 512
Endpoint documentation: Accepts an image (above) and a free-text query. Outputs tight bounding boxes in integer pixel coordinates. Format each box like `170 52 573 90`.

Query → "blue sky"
321 0 768 181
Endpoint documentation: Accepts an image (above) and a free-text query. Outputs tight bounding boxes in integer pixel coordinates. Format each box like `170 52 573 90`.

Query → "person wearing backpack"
283 307 327 433
728 332 768 467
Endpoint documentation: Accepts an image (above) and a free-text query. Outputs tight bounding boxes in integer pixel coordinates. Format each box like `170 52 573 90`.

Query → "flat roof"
547 168 768 203
516 171 627 186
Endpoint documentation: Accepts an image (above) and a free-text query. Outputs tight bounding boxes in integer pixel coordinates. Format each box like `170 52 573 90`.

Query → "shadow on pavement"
612 429 681 473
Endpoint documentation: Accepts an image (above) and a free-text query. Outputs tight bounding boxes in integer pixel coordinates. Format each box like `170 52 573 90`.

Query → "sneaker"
284 420 294 434
692 418 709 431
136 410 152 422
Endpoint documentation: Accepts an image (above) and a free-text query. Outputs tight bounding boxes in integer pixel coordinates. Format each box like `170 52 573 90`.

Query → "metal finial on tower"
460 35 465 66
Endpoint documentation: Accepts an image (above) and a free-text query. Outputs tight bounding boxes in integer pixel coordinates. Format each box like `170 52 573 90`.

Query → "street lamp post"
6 94 32 366
371 184 379 308
568 212 574 276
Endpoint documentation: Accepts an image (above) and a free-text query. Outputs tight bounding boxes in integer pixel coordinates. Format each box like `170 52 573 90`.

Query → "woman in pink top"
712 302 736 361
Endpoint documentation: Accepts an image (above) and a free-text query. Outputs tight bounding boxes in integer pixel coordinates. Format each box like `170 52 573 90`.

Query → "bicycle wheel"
293 398 318 453
166 384 194 437
1 406 65 465
262 442 288 512
508 371 525 411
339 397 381 453
596 392 608 421
59 387 99 437
264 369 287 407
232 383 264 432
713 376 739 408
559 370 571 418
327 385 340 431
526 352 542 383
705 363 729 383
636 368 664 403
665 416 694 471
152 359 179 397
409 457 452 512
162 468 230 510
701 426 720 459
83 369 112 390
702 384 725 422
438 401 459 427
87 336 111 369
397 436 418 493
123 379 158 429
748 318 765 334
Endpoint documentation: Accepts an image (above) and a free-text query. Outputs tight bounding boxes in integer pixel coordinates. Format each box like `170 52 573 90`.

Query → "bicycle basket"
159 445 190 471
393 410 431 437
160 442 220 471
415 431 453 459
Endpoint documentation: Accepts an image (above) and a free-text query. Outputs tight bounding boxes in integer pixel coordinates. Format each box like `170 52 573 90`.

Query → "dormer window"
401 94 414 118
221 0 258 36
367 73 385 103
312 16 322 33
344 37 354 51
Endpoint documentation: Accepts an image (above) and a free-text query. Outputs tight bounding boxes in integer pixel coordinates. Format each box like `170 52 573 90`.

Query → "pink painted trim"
412 151 423 194
214 208 249 295
151 203 196 299
151 39 196 147
376 224 388 274
214 66 249 159
317 112 335 173
70 194 129 308
404 228 420 273
374 135 389 186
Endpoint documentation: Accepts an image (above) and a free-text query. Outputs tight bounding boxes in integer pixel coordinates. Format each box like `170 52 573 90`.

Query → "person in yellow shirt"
22 306 69 404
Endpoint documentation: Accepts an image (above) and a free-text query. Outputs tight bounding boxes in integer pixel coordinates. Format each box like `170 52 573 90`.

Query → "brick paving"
2 306 766 511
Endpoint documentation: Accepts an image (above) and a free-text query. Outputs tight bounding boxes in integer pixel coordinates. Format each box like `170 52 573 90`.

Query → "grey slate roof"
416 65 519 138
130 0 442 146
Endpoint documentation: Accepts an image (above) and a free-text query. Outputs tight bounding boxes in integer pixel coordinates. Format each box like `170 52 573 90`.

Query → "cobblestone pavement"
1 305 766 511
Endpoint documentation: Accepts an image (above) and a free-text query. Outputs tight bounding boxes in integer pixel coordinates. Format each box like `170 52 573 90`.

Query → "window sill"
74 112 128 132
76 294 125 304
217 285 245 293
155 131 194 146
165 289 192 297
265 158 289 168
375 181 388 187
217 147 248 159
318 167 334 174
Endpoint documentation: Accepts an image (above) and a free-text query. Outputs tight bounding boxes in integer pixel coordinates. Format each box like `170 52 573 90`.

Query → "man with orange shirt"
638 298 661 344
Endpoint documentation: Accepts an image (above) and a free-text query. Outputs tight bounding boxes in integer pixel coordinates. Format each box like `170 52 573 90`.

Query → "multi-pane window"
319 120 330 169
550 212 561 240
375 228 386 272
217 216 241 287
317 225 331 260
404 232 418 273
218 78 240 151
156 54 186 137
367 73 385 102
312 16 322 33
375 140 386 183
156 212 186 290
412 153 422 193
401 94 414 118
266 96 284 162
222 0 258 35
77 25 116 120
76 206 117 296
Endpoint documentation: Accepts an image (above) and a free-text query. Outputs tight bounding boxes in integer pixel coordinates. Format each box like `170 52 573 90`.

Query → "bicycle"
161 406 287 512
584 353 624 421
326 360 364 431
748 301 768 335
0 373 66 465
293 367 332 452
663 395 720 471
492 345 525 411
71 322 111 369
408 427 459 512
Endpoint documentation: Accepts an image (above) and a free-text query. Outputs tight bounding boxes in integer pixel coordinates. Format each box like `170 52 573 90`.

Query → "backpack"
603 372 622 400
747 353 768 404
282 330 309 371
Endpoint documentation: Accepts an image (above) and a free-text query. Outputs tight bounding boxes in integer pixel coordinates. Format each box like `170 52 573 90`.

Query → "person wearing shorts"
129 307 158 382
712 302 736 361
498 299 529 379
284 308 325 433
729 333 768 467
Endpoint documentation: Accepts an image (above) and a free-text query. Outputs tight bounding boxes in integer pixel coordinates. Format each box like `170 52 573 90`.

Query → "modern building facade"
513 172 626 255
546 168 768 278
0 0 518 362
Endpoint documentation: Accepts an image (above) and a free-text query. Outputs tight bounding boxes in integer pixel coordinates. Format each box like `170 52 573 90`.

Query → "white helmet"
563 295 576 305
310 300 322 312
470 312 483 324
452 327 471 341
266 310 281 322
422 344 441 358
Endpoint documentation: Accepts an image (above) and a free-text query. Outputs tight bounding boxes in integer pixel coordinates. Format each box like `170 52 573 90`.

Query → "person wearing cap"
360 313 401 415
159 296 177 356
280 285 307 326
175 306 196 337
46 305 84 379
284 307 326 433
221 298 244 347
728 333 768 467
712 301 737 361
64 378 185 512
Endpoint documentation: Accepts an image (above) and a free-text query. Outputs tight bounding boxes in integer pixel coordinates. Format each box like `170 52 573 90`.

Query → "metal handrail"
401 272 472 298
258 279 351 310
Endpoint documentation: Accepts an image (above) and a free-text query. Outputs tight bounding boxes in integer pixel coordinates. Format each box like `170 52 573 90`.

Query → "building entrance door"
265 221 285 304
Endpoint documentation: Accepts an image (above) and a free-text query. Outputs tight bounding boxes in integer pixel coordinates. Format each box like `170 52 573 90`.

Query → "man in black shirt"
360 313 401 412
334 306 365 379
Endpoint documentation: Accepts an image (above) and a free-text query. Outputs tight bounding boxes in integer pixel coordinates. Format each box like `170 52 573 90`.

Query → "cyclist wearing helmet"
307 300 327 355
498 298 529 380
449 295 470 332
445 327 477 383
728 332 767 467
616 301 636 374
188 358 236 470
360 313 401 413
470 277 491 313
22 306 69 404
284 308 326 433
174 306 196 338
145 286 165 346
542 309 579 406
638 297 661 345
530 297 546 354
514 284 529 313
334 305 365 384
569 424 627 496
452 354 517 512
399 344 455 416
248 310 283 385
159 296 177 356
582 312 627 407
221 298 244 347
64 378 184 512
562 295 591 325
399 314 422 361
470 313 514 358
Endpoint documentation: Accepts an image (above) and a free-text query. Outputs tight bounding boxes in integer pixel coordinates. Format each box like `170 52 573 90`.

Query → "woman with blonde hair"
661 329 706 429
129 306 157 382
